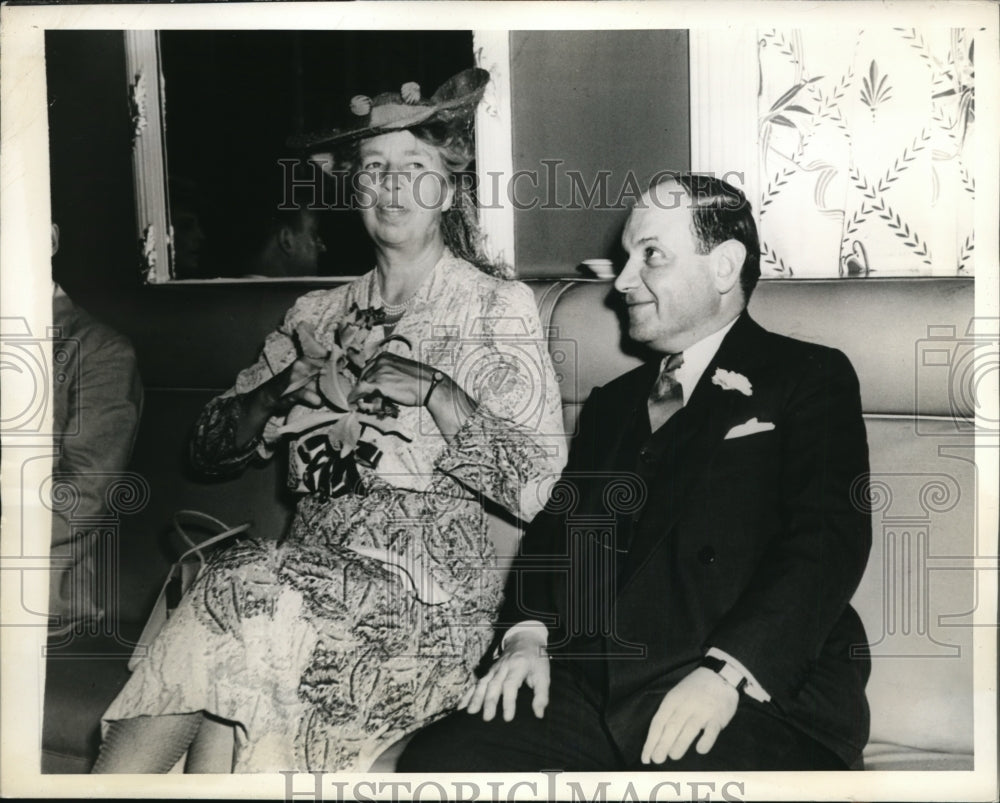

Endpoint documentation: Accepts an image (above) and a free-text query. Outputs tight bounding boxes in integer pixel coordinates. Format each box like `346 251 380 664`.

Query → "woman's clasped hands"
276 350 329 413
351 351 478 441
350 351 439 411
273 322 335 413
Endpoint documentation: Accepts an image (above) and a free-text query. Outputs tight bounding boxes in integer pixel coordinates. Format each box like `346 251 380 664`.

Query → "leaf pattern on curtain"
758 28 976 278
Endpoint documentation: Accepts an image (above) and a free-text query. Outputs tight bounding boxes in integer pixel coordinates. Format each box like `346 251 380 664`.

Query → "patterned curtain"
757 28 975 278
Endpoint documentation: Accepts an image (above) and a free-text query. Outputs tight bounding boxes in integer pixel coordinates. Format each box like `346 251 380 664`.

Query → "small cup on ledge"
580 258 615 280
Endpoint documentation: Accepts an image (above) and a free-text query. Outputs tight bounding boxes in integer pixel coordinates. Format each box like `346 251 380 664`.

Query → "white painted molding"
123 31 171 283
127 32 513 282
473 31 516 273
689 29 760 224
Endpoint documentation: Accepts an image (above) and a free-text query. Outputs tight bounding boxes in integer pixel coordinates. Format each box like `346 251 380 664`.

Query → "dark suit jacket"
501 312 872 767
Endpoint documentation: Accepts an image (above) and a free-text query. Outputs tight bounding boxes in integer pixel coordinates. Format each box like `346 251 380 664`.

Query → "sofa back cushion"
530 277 976 756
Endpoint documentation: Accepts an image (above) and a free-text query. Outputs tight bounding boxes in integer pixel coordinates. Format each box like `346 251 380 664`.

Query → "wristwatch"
423 370 445 407
699 655 749 693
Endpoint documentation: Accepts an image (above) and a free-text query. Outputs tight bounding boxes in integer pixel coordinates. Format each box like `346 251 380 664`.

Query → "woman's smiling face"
356 130 453 251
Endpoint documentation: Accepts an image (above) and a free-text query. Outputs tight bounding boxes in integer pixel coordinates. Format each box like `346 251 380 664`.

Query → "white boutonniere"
712 368 752 396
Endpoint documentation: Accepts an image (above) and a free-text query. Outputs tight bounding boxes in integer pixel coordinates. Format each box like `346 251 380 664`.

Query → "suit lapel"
563 360 659 522
620 313 766 588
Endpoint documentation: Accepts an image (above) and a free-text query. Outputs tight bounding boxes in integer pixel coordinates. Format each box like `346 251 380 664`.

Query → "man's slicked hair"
649 173 761 302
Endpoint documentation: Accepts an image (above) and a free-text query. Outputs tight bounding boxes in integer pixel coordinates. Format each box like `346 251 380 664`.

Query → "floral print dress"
101 254 567 771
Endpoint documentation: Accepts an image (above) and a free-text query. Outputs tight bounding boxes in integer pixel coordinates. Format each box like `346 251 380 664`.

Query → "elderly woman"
94 68 566 773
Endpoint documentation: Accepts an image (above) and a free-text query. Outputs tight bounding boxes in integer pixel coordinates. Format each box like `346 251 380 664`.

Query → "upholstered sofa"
42 276 977 773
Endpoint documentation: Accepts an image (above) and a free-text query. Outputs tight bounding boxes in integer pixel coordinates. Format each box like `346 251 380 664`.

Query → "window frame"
125 30 515 284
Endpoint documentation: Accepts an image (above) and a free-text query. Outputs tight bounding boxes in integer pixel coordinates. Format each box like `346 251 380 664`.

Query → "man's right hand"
462 630 550 722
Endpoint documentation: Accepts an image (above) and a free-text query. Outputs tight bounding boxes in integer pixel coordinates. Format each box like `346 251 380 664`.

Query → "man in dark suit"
399 174 872 771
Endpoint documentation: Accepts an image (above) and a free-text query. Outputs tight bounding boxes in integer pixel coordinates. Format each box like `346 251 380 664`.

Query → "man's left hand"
641 667 739 764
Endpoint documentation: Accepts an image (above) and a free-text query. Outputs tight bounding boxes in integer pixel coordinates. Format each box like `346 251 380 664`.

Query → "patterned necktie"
647 352 685 431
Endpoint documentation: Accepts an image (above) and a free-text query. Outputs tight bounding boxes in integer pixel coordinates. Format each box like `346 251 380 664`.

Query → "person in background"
169 176 208 279
49 222 144 636
93 67 566 773
240 207 326 278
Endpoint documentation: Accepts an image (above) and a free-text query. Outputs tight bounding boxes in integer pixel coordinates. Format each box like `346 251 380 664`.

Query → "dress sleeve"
189 396 261 476
434 281 567 521
188 293 320 476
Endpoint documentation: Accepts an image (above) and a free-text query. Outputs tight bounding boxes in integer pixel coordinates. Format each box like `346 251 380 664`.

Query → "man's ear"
51 223 61 257
711 240 745 295
277 225 296 255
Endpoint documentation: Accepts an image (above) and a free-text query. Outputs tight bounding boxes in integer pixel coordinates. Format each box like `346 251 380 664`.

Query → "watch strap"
423 370 445 407
700 655 748 693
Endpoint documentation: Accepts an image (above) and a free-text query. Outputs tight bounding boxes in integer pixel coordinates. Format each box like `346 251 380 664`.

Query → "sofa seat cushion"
853 418 975 756
863 741 974 771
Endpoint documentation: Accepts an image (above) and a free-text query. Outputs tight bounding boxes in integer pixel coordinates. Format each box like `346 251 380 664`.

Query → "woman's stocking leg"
184 713 236 773
91 712 202 773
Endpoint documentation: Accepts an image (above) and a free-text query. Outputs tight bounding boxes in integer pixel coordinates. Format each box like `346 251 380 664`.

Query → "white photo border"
1 2 997 800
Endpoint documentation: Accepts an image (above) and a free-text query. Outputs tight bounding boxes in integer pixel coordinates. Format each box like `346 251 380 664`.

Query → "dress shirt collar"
661 315 739 405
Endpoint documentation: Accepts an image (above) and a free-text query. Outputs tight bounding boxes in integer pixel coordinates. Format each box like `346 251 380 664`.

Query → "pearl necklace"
371 272 419 318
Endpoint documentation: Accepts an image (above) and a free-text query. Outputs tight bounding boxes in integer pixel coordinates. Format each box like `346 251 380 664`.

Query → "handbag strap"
171 510 252 570
129 513 251 673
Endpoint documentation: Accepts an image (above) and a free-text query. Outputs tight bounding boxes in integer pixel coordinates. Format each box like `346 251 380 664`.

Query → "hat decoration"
400 82 422 103
289 67 490 151
349 95 372 116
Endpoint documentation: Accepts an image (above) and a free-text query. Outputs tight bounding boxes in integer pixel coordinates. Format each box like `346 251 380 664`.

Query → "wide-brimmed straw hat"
288 67 490 152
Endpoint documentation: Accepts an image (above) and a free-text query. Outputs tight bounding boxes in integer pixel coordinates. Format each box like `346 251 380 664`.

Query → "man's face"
172 207 206 276
615 184 722 354
287 210 325 274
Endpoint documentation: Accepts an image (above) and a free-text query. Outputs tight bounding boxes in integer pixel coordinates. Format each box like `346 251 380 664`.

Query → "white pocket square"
724 417 776 440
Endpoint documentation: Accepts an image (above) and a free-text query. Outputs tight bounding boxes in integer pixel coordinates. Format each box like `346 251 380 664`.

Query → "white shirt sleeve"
498 620 549 655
